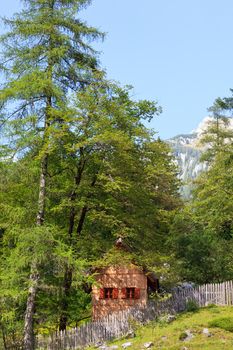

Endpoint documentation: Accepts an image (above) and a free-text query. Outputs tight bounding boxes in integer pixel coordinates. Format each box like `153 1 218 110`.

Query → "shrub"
186 299 199 312
206 304 220 314
179 332 187 341
209 317 233 332
205 303 217 309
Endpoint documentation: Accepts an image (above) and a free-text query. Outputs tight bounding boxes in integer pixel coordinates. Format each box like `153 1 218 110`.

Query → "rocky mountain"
168 116 233 197
167 117 216 197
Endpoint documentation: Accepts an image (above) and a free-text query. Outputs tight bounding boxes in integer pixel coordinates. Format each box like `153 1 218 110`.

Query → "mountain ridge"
168 116 233 197
167 117 213 197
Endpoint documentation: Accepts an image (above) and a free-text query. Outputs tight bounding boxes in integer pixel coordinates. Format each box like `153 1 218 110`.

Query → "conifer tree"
200 97 233 162
0 0 103 348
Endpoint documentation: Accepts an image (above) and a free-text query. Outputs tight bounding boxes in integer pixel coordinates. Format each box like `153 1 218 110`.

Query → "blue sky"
1 0 233 139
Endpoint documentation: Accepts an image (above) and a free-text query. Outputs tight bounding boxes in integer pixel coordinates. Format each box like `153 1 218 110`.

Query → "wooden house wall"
92 265 147 319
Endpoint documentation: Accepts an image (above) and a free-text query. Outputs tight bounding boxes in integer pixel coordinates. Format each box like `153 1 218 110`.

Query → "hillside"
91 305 233 350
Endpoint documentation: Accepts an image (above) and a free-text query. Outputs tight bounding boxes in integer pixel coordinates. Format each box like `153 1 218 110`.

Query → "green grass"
209 317 233 332
88 306 233 349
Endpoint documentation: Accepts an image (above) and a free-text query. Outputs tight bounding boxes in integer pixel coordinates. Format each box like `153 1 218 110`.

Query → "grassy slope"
89 306 233 350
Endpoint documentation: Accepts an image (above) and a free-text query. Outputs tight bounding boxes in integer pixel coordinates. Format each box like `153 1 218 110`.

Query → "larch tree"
0 0 103 348
192 93 233 238
199 97 233 162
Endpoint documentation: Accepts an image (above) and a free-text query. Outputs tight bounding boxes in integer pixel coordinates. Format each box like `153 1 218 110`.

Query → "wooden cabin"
92 238 159 320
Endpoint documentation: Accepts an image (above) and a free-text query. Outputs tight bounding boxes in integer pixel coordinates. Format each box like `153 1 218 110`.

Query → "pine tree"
0 1 103 348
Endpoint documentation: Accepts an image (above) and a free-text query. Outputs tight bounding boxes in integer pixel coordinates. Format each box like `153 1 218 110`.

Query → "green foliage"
170 90 233 284
209 317 233 332
170 206 233 283
50 78 180 265
178 331 188 341
186 299 199 312
0 76 181 342
0 0 104 344
95 248 134 269
0 0 183 344
0 0 104 160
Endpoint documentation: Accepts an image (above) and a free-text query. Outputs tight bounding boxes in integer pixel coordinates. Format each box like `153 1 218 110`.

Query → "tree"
0 156 92 347
46 78 164 329
170 91 233 284
194 92 233 238
48 79 181 321
170 206 233 284
0 0 103 348
0 1 183 344
200 96 233 162
0 77 181 342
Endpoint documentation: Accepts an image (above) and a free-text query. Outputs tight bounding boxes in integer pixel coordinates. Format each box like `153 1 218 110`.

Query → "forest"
0 1 233 349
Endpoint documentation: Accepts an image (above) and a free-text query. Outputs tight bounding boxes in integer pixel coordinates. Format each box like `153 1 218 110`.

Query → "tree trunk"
76 205 88 235
76 173 97 235
36 154 48 225
59 267 73 331
59 154 86 331
23 109 50 349
59 192 76 331
23 268 39 350
59 173 97 329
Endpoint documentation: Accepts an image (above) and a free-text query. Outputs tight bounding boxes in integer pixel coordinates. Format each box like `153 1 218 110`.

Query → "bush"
179 332 187 341
186 299 199 312
205 303 217 309
209 317 233 332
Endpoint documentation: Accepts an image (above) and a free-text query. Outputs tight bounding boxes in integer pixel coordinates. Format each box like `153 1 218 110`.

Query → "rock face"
168 133 206 180
167 117 209 197
168 116 233 198
167 127 206 198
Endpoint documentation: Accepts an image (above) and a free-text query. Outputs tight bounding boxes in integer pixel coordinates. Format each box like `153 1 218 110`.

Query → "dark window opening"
121 288 140 299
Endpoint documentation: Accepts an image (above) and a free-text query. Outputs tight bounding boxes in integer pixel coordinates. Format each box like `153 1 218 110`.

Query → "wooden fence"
36 280 233 350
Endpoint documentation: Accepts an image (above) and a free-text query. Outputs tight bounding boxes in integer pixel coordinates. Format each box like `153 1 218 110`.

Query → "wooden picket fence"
36 280 233 350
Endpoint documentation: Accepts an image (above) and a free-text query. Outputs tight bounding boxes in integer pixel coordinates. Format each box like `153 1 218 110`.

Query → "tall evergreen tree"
200 97 233 162
0 0 103 348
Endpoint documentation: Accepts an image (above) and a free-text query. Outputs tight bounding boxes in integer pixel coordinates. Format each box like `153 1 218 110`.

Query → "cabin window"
99 288 118 299
121 288 140 299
